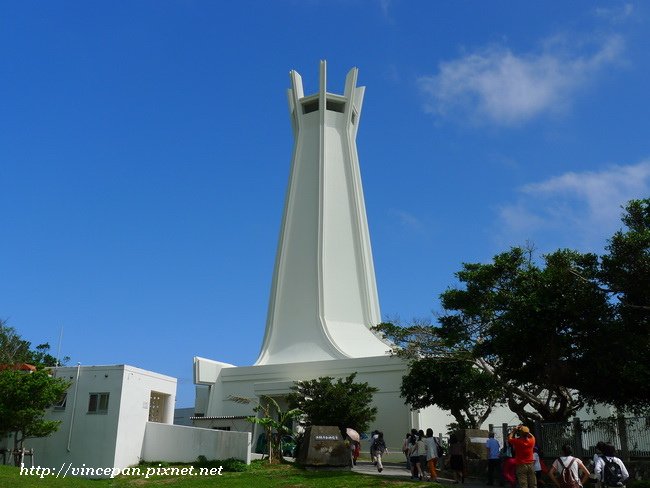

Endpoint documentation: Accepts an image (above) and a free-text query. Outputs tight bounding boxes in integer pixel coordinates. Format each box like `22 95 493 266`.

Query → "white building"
193 61 453 451
22 364 250 476
25 364 176 470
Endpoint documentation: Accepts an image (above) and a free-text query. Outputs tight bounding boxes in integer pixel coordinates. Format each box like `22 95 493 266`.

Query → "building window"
302 99 319 114
53 392 67 411
148 391 170 423
88 393 109 414
326 99 345 113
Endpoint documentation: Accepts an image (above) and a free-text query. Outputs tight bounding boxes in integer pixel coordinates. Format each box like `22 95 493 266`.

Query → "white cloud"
418 35 624 126
496 160 650 251
594 3 634 23
389 209 426 233
378 0 391 18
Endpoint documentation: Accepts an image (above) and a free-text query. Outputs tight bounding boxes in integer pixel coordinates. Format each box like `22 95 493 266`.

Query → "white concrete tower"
255 61 390 365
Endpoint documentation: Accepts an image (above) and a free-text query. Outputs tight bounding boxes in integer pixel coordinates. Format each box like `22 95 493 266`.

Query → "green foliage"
0 319 68 367
627 480 650 488
593 198 650 413
0 369 70 453
401 358 503 429
230 394 301 464
219 458 250 472
380 246 610 424
287 372 378 434
140 458 251 473
376 197 650 423
0 320 32 365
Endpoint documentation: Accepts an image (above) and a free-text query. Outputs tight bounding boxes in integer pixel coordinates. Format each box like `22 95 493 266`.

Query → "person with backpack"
594 444 629 488
549 444 591 488
589 442 607 488
370 430 387 473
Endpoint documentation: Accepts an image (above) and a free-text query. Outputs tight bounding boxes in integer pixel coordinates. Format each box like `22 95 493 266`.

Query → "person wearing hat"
508 425 537 488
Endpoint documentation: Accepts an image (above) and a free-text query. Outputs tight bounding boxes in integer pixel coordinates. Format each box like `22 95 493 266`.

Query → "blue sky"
2 1 649 407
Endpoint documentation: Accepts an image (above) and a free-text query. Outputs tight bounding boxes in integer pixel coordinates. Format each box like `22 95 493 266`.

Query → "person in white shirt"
424 428 439 482
549 444 590 488
594 444 629 487
408 433 424 481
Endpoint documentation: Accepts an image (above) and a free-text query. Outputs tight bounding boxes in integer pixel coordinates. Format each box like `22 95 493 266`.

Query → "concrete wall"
141 423 251 464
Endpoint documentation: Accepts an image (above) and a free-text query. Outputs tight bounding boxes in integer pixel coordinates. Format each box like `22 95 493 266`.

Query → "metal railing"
536 416 650 460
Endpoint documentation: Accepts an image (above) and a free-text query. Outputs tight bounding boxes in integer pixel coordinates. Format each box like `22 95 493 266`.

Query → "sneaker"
379 468 383 473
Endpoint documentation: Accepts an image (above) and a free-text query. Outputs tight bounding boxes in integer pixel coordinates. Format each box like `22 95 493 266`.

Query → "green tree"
0 369 69 462
401 358 504 429
377 247 612 424
287 373 378 434
378 198 650 421
0 320 32 365
587 198 650 412
0 319 68 367
0 320 71 464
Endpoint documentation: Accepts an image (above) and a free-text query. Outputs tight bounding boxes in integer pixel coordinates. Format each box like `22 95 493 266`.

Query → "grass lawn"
1 460 426 487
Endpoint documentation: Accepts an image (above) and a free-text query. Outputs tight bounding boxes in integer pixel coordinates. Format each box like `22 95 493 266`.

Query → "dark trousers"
488 458 502 485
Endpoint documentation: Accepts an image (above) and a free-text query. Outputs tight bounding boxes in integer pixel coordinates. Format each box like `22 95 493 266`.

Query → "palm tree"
229 395 302 464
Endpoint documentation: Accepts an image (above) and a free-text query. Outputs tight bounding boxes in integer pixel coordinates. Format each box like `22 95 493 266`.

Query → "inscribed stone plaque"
296 425 350 467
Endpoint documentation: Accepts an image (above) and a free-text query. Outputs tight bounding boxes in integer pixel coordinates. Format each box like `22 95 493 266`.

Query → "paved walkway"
353 460 486 487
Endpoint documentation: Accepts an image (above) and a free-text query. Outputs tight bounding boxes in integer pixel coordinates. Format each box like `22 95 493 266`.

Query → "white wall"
113 366 177 470
141 423 251 464
200 355 451 454
27 365 124 470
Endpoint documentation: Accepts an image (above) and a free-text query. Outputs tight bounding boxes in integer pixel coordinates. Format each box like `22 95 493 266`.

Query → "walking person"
370 430 387 473
409 433 424 480
350 439 360 466
418 430 429 481
508 425 536 488
424 428 439 482
486 432 502 486
403 432 412 470
590 442 607 488
594 444 629 488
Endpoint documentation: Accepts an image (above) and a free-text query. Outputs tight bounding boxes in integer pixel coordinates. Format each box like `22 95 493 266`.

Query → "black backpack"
372 437 386 453
434 438 445 458
602 457 624 487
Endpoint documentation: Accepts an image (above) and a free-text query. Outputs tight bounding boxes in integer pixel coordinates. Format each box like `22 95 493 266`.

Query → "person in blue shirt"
486 432 502 486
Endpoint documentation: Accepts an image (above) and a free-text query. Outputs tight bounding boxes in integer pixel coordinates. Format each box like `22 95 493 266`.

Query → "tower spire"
255 62 389 365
